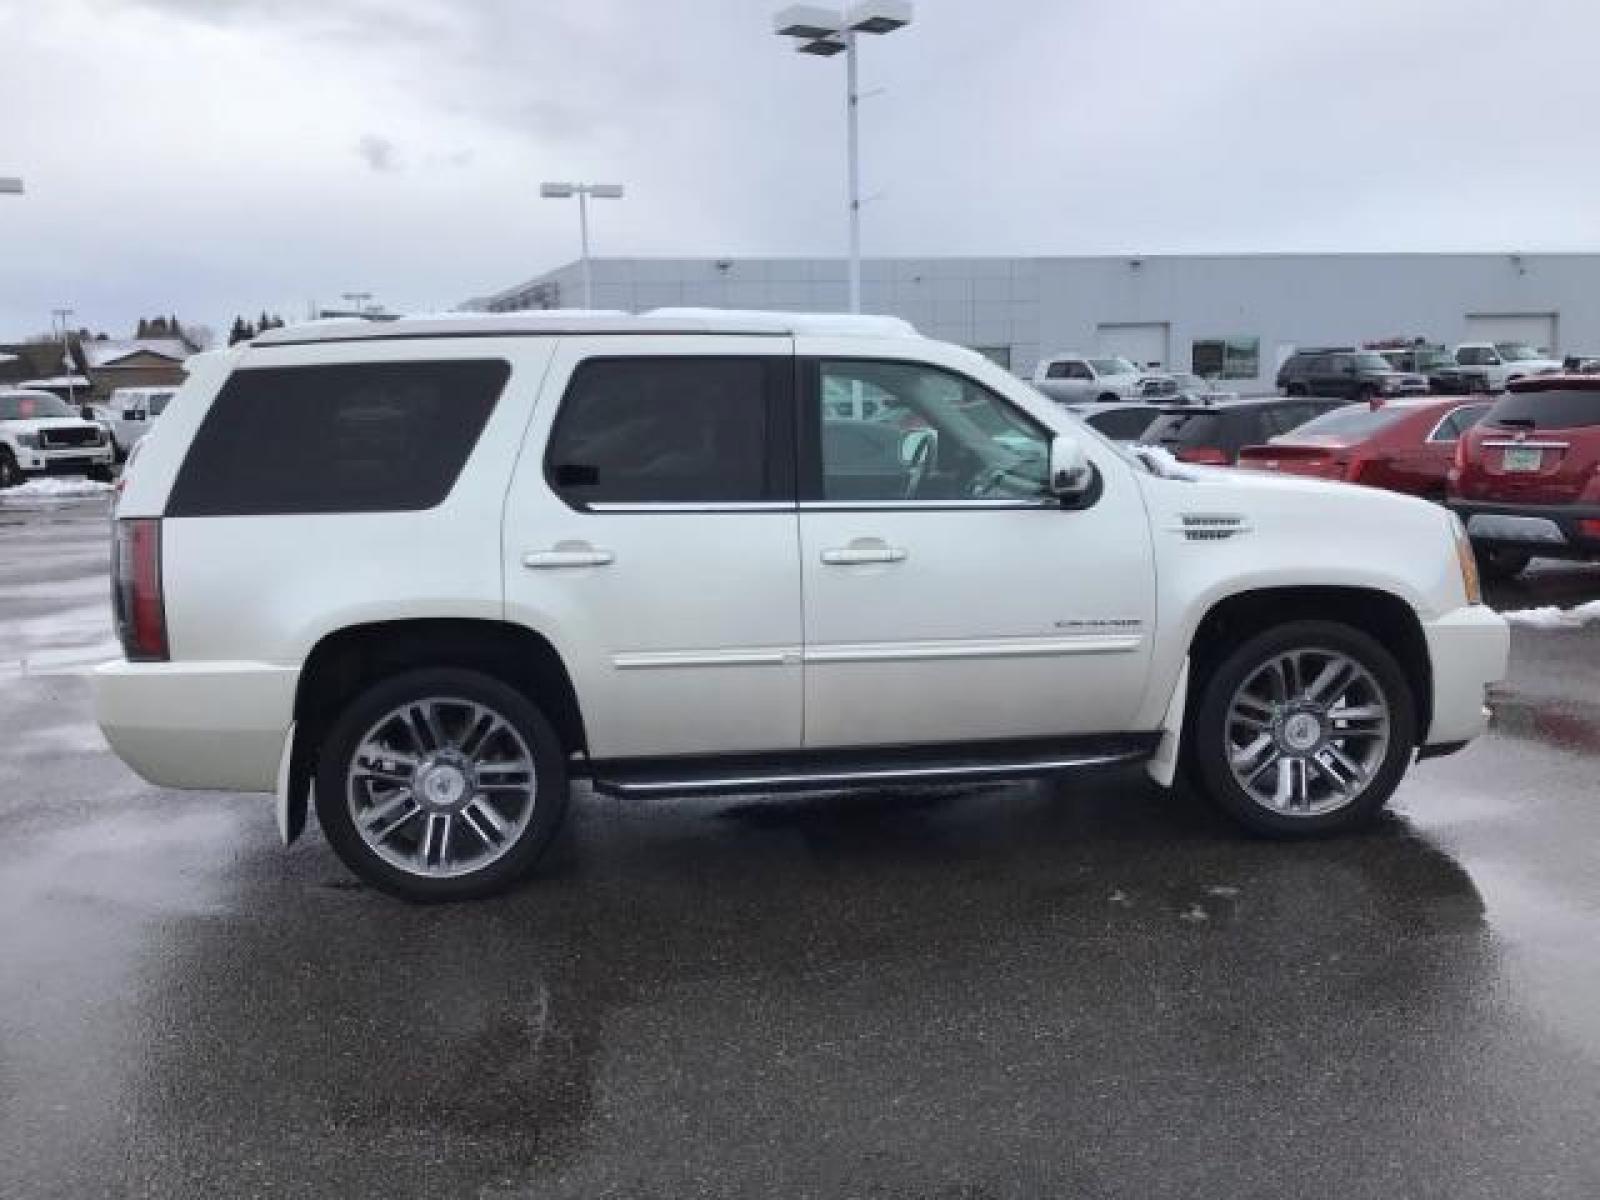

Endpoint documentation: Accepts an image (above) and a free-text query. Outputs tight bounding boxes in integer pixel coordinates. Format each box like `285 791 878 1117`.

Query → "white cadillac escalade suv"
95 310 1509 901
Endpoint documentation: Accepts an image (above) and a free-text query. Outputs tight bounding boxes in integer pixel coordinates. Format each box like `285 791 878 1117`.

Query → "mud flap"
1146 659 1189 788
275 721 310 846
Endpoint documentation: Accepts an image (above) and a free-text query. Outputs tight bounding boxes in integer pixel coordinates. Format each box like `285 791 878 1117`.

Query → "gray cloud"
356 134 401 173
4 0 1600 342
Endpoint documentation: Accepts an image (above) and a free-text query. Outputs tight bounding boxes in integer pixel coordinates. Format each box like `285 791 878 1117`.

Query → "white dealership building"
465 253 1600 390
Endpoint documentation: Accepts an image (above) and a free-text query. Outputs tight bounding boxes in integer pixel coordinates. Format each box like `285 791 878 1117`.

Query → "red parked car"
1450 377 1600 580
1235 396 1490 501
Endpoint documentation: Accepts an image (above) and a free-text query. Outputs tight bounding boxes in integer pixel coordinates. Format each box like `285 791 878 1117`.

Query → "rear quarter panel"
128 338 554 665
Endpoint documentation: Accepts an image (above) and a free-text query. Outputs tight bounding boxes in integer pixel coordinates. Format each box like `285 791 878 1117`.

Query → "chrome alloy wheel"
346 697 538 879
1224 648 1392 817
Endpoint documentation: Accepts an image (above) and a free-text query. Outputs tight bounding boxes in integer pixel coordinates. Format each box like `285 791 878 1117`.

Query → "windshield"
1495 342 1542 362
1090 357 1137 376
0 392 73 420
1353 353 1393 372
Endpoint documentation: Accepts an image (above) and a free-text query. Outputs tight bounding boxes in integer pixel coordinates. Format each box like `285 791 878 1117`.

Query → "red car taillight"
1176 446 1230 465
112 518 168 661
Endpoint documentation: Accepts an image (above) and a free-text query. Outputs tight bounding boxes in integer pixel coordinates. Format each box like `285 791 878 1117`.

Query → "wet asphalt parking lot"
2 493 1598 1199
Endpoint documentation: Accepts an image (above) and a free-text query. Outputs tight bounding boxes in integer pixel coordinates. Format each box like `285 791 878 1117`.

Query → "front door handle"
523 543 615 569
820 540 907 566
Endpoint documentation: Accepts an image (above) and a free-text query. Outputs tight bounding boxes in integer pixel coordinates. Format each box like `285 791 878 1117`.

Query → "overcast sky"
3 0 1598 342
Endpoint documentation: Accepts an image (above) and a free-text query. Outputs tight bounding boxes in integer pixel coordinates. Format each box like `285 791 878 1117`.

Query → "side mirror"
79 405 95 421
1048 434 1092 500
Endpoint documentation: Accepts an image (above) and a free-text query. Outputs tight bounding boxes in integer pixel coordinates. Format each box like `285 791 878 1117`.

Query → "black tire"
0 448 21 489
314 668 570 901
87 465 114 484
1356 384 1378 404
1285 383 1308 397
1096 393 1119 404
1475 545 1531 582
1188 620 1417 838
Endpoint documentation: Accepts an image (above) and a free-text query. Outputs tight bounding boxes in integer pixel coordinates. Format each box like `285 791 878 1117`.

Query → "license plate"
1503 446 1543 472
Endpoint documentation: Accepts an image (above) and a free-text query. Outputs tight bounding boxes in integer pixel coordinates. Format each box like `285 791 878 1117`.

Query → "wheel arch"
1183 585 1433 740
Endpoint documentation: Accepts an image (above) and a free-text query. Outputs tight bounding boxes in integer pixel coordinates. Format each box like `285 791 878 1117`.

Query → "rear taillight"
1578 519 1600 541
1176 446 1230 465
112 518 168 661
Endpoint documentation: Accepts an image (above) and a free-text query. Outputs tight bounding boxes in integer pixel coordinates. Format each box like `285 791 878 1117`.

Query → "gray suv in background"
1277 348 1429 401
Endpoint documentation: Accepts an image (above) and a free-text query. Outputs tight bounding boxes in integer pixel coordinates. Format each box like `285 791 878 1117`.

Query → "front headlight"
1451 514 1482 605
16 432 40 449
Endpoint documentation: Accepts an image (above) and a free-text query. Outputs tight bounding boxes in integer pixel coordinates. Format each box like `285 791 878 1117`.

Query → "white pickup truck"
95 309 1509 900
1440 342 1563 393
1031 354 1145 403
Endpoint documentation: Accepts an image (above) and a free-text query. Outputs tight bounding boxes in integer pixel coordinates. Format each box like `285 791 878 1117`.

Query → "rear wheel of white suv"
1190 621 1416 837
314 668 569 901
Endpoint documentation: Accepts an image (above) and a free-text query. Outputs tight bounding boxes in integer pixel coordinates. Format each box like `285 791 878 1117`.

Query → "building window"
1192 337 1260 380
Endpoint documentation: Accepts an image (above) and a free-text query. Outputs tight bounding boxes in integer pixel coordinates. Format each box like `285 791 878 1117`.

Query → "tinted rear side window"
545 357 787 505
1088 407 1160 440
1484 389 1600 430
167 360 508 517
1145 413 1220 445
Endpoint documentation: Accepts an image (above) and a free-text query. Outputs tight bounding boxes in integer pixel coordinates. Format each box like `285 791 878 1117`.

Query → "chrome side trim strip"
804 635 1142 663
613 649 798 670
588 502 796 513
597 750 1151 797
1481 440 1570 450
799 500 1058 512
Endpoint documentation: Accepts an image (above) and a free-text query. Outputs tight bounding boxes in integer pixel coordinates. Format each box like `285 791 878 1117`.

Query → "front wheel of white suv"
314 668 570 901
1189 621 1417 837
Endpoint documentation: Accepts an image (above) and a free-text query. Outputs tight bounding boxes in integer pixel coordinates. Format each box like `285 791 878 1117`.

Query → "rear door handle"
821 542 907 566
523 545 615 569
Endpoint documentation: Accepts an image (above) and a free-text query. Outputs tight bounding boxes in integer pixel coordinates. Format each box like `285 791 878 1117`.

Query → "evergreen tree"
227 316 249 346
136 317 151 338
168 313 181 337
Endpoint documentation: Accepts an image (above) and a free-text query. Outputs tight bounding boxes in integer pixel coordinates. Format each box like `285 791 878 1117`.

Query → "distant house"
0 341 74 389
75 336 194 399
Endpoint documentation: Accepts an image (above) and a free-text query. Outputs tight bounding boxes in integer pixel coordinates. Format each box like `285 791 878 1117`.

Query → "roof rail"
249 307 921 347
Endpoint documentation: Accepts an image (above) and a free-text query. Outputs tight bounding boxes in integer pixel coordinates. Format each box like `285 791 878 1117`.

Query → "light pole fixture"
341 291 375 314
0 177 22 195
540 181 625 309
773 2 914 314
51 308 77 405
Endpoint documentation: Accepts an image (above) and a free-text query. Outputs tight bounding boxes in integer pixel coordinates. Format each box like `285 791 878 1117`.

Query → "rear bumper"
1449 498 1600 557
1421 605 1509 746
93 659 299 793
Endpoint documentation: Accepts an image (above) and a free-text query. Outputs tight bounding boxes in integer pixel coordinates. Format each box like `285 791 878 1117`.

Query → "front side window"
546 357 783 505
813 360 1050 503
1090 357 1137 376
1496 342 1541 362
1457 346 1496 366
167 360 508 517
1064 361 1094 380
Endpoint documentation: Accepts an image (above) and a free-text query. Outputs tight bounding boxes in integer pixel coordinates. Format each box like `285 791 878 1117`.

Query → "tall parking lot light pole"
51 308 76 407
540 182 625 309
773 3 913 314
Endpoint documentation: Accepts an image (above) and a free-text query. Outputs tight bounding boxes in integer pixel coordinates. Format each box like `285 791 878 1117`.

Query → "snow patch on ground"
1 478 113 501
1500 600 1600 630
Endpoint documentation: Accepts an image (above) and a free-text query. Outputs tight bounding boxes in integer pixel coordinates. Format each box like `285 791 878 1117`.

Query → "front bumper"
93 659 299 793
1422 605 1510 746
19 445 115 474
1449 498 1600 558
